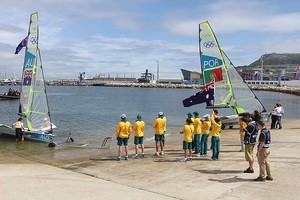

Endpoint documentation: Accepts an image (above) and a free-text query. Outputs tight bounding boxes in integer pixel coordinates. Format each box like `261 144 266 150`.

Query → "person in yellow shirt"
211 115 222 160
13 118 25 142
132 114 145 158
239 112 250 152
187 113 194 123
162 114 167 147
153 112 166 156
116 114 132 161
192 112 202 154
180 118 194 162
200 114 211 156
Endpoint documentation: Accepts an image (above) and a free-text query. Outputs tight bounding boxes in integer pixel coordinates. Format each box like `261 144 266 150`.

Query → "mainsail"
19 13 53 132
183 21 266 115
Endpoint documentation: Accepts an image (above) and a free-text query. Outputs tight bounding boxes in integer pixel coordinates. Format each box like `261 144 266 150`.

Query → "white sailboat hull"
0 124 53 142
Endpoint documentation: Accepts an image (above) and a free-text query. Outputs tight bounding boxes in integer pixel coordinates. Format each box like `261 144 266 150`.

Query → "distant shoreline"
96 82 300 96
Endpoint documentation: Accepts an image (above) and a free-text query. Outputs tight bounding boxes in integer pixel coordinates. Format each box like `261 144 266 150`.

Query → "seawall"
99 82 300 96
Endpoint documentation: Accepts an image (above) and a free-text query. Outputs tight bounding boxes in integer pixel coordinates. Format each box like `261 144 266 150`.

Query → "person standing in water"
116 114 132 161
13 118 25 142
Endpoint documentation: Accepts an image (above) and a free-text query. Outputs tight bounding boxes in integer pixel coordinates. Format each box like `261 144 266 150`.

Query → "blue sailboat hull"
24 131 53 142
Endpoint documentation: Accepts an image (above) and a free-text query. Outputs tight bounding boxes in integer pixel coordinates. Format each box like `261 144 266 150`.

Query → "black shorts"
15 128 23 139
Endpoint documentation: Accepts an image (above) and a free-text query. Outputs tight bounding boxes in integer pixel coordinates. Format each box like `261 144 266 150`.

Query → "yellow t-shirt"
239 120 247 136
182 124 194 143
153 117 166 135
211 117 222 137
116 121 132 138
202 121 211 134
133 120 145 137
193 117 202 134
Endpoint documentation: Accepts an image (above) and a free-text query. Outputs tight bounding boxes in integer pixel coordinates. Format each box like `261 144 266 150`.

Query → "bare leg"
135 145 138 155
155 141 159 153
249 160 254 170
125 145 128 157
141 144 144 154
118 146 121 158
160 141 164 152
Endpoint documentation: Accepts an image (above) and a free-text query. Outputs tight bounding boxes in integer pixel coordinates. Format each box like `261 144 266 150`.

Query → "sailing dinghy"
183 21 266 127
0 13 55 142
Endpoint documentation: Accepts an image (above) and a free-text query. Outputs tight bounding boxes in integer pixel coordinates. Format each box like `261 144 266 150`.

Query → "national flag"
182 86 214 107
23 70 32 86
15 36 28 54
203 67 223 85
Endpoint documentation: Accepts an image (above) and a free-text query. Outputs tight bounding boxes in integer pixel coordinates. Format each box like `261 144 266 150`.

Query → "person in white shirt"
269 106 278 129
275 103 284 129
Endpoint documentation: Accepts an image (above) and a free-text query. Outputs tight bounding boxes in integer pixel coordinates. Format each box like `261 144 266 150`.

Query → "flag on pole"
203 67 223 85
15 36 28 54
182 84 214 107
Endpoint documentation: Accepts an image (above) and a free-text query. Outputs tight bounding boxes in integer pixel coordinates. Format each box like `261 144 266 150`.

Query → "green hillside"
249 53 300 67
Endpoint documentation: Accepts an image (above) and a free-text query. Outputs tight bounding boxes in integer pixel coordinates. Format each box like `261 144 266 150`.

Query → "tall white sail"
199 21 266 114
19 13 52 132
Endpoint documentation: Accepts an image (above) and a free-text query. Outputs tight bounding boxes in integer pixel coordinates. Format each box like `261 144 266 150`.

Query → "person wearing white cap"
153 112 166 156
116 114 132 161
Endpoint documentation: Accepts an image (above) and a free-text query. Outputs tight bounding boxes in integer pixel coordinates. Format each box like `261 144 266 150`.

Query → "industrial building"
180 69 202 84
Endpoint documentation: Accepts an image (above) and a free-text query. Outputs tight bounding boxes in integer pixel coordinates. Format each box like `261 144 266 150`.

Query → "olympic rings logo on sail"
203 41 214 48
30 37 37 44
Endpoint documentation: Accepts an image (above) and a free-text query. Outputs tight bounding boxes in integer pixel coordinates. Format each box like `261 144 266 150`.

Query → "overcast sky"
1 0 300 80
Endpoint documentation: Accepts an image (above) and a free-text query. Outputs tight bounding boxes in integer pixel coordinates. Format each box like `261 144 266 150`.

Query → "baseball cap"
158 112 164 116
120 114 126 119
203 114 210 118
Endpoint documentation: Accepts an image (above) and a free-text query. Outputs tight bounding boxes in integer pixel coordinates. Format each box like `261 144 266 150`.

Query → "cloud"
1 0 300 80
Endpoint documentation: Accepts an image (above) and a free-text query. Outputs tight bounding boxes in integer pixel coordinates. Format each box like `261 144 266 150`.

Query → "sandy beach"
1 119 300 200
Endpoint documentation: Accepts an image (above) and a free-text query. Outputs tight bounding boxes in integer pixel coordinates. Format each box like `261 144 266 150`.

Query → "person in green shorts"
132 114 145 158
153 112 166 156
200 114 211 157
192 112 202 154
116 114 132 161
180 118 194 162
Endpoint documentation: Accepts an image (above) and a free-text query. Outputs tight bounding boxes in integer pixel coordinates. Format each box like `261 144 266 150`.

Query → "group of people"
269 103 284 129
115 112 166 161
116 109 274 182
239 111 273 181
4 88 20 96
180 110 222 162
115 110 222 163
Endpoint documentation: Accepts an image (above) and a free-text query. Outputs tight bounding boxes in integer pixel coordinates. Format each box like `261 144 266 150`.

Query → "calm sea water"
0 85 299 160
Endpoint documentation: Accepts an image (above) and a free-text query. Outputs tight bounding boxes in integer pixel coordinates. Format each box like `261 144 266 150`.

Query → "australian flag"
182 82 214 107
15 36 28 54
23 70 32 86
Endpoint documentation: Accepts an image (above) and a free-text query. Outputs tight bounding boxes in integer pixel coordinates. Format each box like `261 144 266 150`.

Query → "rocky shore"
250 85 300 96
101 82 201 89
100 82 300 96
